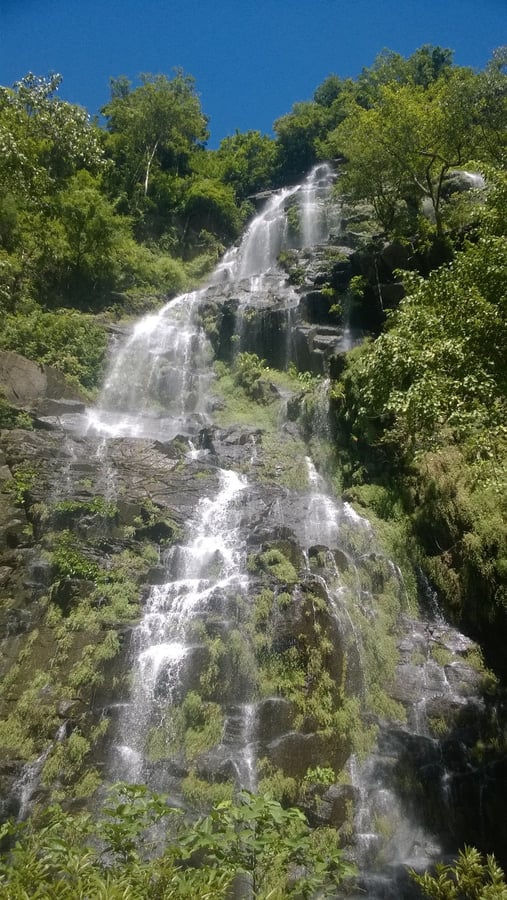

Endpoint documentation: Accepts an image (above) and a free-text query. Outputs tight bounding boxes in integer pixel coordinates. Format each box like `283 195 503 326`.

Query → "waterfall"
89 291 215 440
299 162 335 247
111 466 248 787
59 165 489 896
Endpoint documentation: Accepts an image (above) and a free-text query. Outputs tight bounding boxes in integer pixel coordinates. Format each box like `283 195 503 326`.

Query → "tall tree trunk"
144 139 159 196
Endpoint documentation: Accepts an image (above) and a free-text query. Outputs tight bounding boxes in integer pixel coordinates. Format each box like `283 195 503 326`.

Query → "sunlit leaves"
327 58 507 235
0 785 354 899
103 71 209 198
410 845 507 899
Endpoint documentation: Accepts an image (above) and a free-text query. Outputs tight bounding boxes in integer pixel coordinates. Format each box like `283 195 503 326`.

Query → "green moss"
148 692 224 764
258 432 309 489
463 646 486 672
257 759 298 804
53 496 118 521
181 771 234 809
0 394 33 430
430 643 454 666
257 548 298 585
428 716 450 737
212 370 279 430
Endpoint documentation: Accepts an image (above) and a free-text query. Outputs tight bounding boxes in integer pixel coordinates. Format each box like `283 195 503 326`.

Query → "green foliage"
47 529 100 580
257 759 299 805
354 45 453 108
332 156 507 644
336 232 507 460
0 393 32 429
103 70 208 198
181 176 242 246
0 785 354 899
179 790 354 897
274 95 347 182
181 772 235 809
53 495 117 521
326 58 506 235
0 670 60 761
215 130 279 201
0 305 107 390
10 463 37 506
302 765 336 790
410 846 507 898
256 548 298 585
233 351 268 397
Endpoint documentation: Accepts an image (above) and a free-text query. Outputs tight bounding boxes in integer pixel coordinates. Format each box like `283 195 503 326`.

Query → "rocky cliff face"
0 171 504 895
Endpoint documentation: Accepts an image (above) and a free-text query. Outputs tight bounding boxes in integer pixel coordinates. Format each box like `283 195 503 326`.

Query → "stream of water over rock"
8 165 490 896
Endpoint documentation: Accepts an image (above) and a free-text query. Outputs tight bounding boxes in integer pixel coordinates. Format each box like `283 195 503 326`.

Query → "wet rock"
441 169 485 198
36 398 87 417
0 565 13 585
444 661 482 695
266 731 325 778
256 698 295 742
0 350 86 410
49 578 95 616
377 282 405 309
145 566 168 585
303 781 358 828
57 698 85 718
1 518 27 549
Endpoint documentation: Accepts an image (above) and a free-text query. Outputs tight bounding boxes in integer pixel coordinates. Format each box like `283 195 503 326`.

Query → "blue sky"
2 0 506 146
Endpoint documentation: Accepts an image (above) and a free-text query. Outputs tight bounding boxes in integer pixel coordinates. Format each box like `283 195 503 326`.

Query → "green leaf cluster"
333 163 507 638
410 845 507 899
0 784 354 899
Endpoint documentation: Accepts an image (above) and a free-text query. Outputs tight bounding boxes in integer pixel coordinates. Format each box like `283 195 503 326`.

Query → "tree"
180 176 242 248
314 74 347 108
0 73 104 186
103 71 209 200
274 101 332 182
355 45 453 107
327 70 486 234
215 130 279 200
44 169 132 304
409 44 454 87
472 47 507 164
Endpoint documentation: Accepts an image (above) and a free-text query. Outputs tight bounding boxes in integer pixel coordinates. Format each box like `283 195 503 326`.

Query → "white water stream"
111 466 248 783
94 165 340 792
76 164 486 898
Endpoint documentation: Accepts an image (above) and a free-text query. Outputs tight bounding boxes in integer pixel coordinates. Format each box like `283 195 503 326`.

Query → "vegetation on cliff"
1 42 507 899
331 170 507 667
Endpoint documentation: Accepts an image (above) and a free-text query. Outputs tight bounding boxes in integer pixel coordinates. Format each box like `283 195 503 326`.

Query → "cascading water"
299 163 335 248
89 291 215 440
73 164 489 897
87 167 343 805
110 466 248 789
